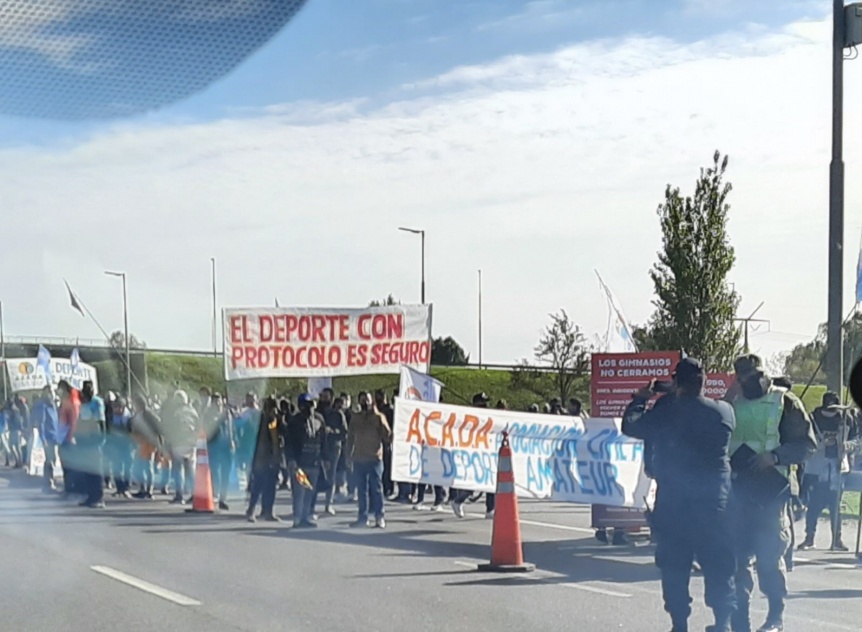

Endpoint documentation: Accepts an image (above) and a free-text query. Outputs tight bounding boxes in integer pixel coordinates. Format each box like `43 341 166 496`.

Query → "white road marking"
453 560 476 569
465 512 593 534
560 582 632 598
592 554 654 566
824 562 858 570
90 565 201 606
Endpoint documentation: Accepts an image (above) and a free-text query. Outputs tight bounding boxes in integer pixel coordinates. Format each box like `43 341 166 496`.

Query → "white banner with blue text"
391 399 651 509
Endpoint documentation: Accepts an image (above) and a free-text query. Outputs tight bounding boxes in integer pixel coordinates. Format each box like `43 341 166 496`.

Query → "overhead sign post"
223 305 432 380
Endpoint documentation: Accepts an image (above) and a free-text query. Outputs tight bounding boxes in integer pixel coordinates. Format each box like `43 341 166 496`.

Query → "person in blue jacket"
31 385 60 491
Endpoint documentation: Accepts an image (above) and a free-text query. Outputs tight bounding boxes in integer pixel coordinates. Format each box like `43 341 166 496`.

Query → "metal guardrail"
5 338 560 372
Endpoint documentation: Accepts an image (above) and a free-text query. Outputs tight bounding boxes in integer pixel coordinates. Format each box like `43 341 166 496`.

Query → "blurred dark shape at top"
0 0 308 120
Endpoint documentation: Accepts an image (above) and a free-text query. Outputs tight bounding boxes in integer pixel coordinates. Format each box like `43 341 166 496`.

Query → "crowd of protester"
0 380 591 528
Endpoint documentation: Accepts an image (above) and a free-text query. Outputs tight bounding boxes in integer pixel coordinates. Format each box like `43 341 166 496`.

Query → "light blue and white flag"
595 270 638 354
36 345 52 382
70 347 81 371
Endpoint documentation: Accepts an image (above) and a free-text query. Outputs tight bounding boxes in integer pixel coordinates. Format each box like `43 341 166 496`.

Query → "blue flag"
36 345 52 383
70 348 80 371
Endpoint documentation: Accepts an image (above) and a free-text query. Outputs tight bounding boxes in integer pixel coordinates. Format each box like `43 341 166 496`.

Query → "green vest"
730 386 785 455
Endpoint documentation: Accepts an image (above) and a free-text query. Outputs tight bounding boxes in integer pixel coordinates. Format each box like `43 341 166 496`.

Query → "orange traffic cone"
186 435 214 514
478 430 535 573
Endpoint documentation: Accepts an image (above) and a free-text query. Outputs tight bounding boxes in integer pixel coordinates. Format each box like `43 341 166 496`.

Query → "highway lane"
0 471 859 631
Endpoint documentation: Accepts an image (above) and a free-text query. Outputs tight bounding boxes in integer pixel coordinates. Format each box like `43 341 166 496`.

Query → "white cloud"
3 15 860 367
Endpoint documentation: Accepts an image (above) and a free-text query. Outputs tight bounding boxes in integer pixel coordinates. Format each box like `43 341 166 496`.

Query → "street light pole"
211 257 218 356
827 0 847 394
398 227 426 304
478 269 483 367
105 271 131 402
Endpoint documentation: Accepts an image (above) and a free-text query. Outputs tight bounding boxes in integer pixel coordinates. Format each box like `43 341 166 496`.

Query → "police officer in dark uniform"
622 358 736 632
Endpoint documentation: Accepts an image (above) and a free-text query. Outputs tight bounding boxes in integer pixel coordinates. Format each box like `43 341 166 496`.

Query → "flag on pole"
399 365 444 402
275 297 280 308
595 270 638 353
70 347 81 371
36 344 52 382
64 280 85 317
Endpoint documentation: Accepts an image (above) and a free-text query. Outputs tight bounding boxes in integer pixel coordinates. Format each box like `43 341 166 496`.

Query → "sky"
0 0 859 368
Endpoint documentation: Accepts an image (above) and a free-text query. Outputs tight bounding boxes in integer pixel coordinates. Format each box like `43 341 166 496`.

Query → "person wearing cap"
725 353 816 632
622 357 737 632
797 391 859 551
346 391 391 528
285 393 326 528
450 392 496 519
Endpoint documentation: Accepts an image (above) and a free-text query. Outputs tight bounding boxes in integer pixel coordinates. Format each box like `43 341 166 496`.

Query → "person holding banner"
346 391 391 529
622 358 737 632
450 393 496 520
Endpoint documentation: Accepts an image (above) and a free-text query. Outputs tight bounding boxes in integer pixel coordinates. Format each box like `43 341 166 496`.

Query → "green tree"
431 336 469 366
784 315 862 386
646 151 741 370
631 325 660 352
533 310 592 402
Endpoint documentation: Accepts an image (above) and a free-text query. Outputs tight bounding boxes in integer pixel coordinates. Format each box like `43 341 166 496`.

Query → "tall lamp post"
398 227 426 304
827 1 862 393
478 269 483 367
105 271 131 402
211 257 218 356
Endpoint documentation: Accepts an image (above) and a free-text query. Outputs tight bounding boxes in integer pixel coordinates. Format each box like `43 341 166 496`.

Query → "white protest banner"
307 376 333 398
391 399 651 508
399 365 443 402
5 357 99 393
223 305 432 380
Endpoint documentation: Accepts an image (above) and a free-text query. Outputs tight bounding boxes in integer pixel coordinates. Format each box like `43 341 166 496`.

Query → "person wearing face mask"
346 391 391 529
622 358 736 632
285 393 326 528
725 354 817 632
797 391 859 552
313 387 348 516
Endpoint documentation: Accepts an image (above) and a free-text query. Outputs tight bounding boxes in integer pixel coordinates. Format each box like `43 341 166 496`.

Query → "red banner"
704 372 734 400
590 351 681 419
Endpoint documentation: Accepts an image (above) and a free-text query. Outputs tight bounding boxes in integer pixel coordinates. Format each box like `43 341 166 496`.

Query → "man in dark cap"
725 354 817 632
622 358 737 632
797 391 858 551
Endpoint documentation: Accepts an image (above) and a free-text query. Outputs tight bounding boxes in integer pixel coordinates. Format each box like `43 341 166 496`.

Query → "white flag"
307 376 332 398
399 365 444 402
595 270 638 353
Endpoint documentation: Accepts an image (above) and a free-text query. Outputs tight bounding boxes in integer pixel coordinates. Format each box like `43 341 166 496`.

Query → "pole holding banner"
478 431 535 573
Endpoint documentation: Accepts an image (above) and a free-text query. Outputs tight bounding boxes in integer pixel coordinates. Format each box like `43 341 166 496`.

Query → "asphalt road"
0 470 860 632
